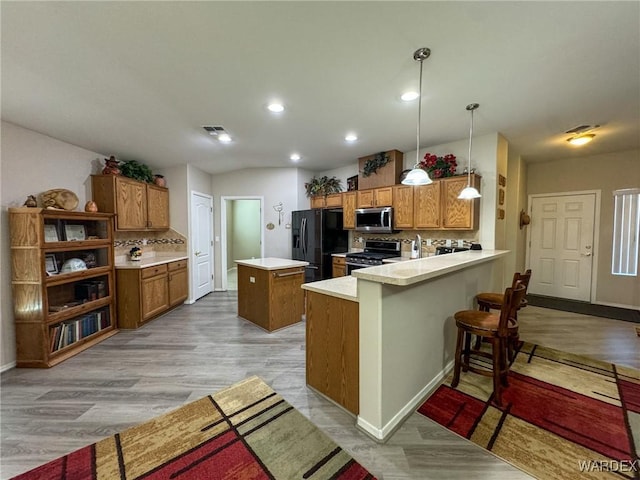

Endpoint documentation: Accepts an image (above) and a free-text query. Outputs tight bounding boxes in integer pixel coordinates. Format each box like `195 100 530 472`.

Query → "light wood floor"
1 293 638 479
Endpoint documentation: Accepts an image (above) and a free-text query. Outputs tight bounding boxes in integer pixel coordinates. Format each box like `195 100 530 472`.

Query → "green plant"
119 160 154 183
362 152 390 177
304 176 343 197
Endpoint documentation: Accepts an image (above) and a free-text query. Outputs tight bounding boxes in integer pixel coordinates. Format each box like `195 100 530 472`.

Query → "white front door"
191 192 213 301
528 193 596 301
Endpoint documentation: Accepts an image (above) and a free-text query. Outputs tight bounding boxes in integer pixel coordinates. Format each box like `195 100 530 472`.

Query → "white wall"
0 122 106 370
158 165 188 236
210 168 305 289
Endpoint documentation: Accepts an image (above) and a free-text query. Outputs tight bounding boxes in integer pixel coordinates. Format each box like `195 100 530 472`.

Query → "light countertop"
235 257 308 270
353 250 509 286
115 253 188 269
302 275 357 302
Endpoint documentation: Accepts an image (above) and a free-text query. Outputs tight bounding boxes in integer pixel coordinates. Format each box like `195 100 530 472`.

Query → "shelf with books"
9 207 118 368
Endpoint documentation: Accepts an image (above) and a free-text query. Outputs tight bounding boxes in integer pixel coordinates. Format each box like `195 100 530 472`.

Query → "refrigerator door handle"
301 217 307 257
305 265 318 270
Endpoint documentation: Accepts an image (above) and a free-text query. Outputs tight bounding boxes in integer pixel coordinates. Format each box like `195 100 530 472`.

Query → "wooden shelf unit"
9 208 118 368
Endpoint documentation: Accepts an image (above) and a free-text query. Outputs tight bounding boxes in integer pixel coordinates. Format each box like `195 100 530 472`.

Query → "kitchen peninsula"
302 249 508 442
236 258 308 332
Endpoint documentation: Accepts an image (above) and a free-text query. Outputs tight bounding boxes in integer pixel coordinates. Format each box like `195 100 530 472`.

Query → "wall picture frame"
64 224 86 241
45 254 58 275
43 224 59 242
499 189 505 205
347 175 358 191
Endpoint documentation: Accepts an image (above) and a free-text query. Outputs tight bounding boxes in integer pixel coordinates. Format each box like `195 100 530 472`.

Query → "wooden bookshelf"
9 208 118 367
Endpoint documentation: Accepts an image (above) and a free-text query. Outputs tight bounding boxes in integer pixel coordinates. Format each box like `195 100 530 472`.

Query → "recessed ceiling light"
290 153 301 161
267 103 285 113
401 91 419 101
218 133 232 143
345 133 358 142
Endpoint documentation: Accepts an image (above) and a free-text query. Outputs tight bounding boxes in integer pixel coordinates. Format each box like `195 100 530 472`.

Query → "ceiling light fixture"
567 133 595 146
218 133 232 143
401 91 419 102
402 47 433 186
458 103 482 200
267 102 285 113
290 153 301 161
345 133 358 142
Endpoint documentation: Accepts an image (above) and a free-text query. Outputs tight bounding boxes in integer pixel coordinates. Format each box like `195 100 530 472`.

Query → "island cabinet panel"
392 185 414 229
414 182 441 229
237 264 305 331
306 291 359 414
332 256 346 277
342 192 357 229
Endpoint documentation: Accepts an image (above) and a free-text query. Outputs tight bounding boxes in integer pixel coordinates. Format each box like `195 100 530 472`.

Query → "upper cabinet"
440 175 481 230
310 193 343 209
356 187 393 208
342 192 357 229
91 175 170 231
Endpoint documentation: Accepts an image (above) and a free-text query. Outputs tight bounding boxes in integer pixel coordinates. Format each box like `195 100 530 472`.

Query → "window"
612 188 640 276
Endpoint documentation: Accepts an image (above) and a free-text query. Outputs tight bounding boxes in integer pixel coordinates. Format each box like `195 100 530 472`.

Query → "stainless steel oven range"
345 240 401 275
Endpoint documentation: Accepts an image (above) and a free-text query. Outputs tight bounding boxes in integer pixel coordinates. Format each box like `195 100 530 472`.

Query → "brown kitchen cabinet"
332 256 346 277
237 262 305 332
306 290 359 414
441 175 481 229
116 259 188 329
91 175 170 231
356 187 393 208
342 191 357 229
310 193 343 209
414 182 441 229
392 185 414 229
310 196 325 209
9 208 118 367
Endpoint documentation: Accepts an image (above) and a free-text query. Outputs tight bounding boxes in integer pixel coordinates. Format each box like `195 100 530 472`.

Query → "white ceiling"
2 2 639 175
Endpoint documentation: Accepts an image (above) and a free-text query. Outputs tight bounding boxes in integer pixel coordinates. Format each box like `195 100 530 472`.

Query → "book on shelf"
49 310 111 353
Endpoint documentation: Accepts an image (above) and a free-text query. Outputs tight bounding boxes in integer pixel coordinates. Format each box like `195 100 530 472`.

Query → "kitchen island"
236 258 308 332
302 249 508 441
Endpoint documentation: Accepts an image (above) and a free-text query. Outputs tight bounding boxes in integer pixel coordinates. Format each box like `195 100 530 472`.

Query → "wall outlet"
445 239 452 247
458 239 465 247
426 238 432 246
142 238 147 246
250 276 256 283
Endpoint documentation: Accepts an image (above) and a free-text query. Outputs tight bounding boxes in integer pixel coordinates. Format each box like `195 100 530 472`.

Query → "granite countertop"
235 257 309 271
353 250 509 286
115 253 188 269
301 275 357 302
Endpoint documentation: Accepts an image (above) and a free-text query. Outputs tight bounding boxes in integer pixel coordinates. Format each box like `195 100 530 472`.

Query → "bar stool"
475 269 532 360
451 283 527 406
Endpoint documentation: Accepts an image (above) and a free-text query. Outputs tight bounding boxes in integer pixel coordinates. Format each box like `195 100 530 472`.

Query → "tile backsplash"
351 230 478 256
114 229 186 257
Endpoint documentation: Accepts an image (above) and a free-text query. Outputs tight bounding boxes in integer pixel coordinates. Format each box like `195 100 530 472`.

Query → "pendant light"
458 103 482 199
401 48 433 186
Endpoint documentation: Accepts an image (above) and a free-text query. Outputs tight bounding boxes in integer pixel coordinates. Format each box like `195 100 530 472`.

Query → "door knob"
581 252 592 257
194 251 201 256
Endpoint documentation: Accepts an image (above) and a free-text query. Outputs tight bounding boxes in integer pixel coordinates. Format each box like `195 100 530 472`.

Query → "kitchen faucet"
415 234 422 258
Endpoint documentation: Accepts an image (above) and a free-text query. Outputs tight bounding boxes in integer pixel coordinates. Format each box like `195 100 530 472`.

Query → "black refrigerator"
292 209 348 283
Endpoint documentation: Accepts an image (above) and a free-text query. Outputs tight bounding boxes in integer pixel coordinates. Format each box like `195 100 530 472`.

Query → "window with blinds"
612 188 639 276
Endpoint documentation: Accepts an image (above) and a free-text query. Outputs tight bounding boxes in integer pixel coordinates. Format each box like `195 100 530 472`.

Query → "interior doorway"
527 191 599 302
221 196 264 290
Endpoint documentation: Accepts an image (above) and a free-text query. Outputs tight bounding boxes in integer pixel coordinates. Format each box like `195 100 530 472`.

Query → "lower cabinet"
117 259 188 329
306 291 359 414
332 256 346 277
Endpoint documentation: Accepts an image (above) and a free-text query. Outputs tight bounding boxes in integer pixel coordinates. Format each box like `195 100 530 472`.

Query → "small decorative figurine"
85 200 98 212
129 246 142 261
102 156 121 175
153 174 166 187
23 195 37 207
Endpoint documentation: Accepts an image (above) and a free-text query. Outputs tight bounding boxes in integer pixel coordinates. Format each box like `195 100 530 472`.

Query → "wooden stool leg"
473 303 490 350
491 337 502 406
451 328 464 387
500 337 509 387
462 332 472 372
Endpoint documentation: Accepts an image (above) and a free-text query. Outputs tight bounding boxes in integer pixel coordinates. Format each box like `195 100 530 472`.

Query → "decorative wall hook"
273 202 284 225
520 210 531 229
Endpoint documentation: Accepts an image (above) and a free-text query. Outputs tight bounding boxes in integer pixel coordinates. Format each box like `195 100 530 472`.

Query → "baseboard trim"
356 360 454 443
1 361 17 373
527 294 640 323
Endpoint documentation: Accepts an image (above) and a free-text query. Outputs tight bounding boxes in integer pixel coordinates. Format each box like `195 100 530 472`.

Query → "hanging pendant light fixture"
458 103 482 199
401 48 433 186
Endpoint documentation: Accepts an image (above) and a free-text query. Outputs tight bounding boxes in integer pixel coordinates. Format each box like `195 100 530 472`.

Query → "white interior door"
191 192 213 301
528 193 596 301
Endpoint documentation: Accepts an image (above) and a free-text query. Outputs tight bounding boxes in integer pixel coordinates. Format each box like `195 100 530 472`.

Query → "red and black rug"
12 376 376 480
418 342 640 479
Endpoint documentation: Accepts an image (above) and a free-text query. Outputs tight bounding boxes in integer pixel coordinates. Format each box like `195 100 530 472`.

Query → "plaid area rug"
418 342 640 480
12 376 376 480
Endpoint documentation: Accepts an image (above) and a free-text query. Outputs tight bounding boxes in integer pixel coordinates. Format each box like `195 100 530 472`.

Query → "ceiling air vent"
564 124 599 135
202 125 226 134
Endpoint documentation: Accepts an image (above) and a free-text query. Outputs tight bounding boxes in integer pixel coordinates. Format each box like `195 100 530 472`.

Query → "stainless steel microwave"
355 207 394 233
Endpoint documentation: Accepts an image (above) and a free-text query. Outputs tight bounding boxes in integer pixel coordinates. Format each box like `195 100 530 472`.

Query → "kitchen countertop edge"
235 257 309 271
115 253 188 269
302 276 358 302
